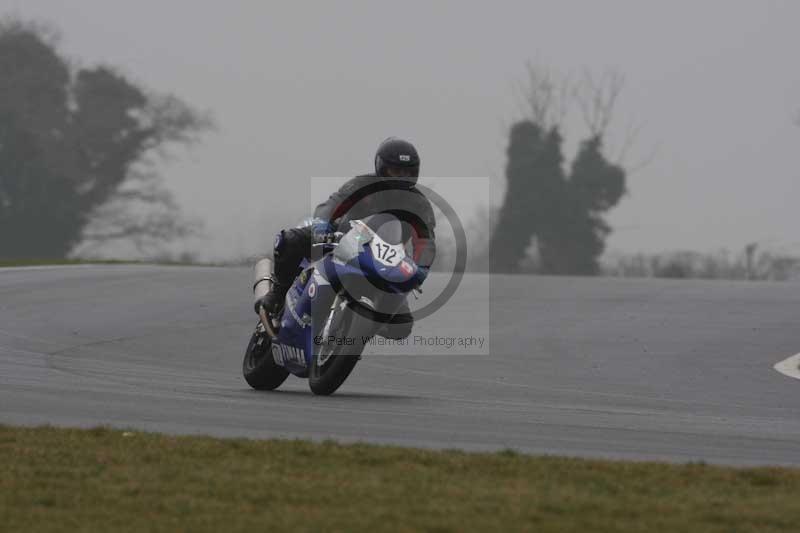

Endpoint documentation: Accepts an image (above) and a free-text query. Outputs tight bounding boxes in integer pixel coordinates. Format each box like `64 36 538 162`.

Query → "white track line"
774 353 800 380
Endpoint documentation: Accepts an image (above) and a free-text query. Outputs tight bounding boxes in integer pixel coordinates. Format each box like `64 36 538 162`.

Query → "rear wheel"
309 303 367 396
242 323 290 390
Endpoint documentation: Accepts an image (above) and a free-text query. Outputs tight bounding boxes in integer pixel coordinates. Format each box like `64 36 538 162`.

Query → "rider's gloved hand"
255 284 287 315
417 266 430 285
312 220 335 242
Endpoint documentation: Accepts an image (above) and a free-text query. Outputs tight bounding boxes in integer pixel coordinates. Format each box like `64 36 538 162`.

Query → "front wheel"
309 301 368 395
242 323 289 390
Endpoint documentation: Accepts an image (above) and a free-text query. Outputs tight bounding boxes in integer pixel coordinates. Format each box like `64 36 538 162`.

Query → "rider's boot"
255 226 312 316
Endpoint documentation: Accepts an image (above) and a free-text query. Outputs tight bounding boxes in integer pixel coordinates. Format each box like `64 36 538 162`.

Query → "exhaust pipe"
253 257 274 304
253 257 278 337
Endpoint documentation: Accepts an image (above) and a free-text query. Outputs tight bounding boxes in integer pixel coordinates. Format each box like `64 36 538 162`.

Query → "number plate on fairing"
371 236 405 267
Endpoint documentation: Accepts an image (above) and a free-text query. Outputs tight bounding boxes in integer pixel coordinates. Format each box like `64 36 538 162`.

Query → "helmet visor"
385 165 418 178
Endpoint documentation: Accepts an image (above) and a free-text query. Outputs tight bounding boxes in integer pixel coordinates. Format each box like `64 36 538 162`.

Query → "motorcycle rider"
255 137 436 339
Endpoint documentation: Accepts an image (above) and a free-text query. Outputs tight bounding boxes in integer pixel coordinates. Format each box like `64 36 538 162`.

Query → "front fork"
319 293 347 341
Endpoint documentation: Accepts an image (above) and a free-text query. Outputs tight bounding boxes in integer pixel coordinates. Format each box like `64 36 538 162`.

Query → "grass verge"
2 425 799 532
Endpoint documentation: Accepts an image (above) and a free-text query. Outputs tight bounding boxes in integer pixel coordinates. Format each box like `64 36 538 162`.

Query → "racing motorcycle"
243 214 424 395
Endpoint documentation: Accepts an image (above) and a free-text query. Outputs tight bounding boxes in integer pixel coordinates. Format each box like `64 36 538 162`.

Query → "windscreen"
362 213 404 245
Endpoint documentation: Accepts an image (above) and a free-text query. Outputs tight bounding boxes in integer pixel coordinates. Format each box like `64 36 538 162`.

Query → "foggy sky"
5 0 800 259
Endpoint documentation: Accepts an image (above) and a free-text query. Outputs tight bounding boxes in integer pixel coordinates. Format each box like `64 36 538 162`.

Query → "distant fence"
603 249 800 281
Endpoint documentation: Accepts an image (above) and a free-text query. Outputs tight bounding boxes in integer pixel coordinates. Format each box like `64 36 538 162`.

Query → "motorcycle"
242 213 424 395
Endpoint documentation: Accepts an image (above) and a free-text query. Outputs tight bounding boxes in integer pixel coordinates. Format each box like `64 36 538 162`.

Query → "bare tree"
573 69 625 139
519 64 645 162
519 62 571 132
73 165 203 256
73 93 212 256
492 64 635 275
571 68 657 174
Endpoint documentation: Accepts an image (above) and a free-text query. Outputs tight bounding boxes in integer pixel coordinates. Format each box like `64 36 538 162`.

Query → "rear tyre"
309 306 367 396
242 324 290 390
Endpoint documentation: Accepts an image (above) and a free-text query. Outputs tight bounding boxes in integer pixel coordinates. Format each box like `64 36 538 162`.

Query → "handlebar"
311 231 344 248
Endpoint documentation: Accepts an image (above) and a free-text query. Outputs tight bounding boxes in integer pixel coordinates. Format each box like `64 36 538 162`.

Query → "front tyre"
309 303 367 396
242 324 289 390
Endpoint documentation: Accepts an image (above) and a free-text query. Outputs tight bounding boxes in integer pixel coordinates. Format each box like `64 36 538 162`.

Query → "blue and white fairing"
270 260 323 377
326 219 421 293
269 215 425 377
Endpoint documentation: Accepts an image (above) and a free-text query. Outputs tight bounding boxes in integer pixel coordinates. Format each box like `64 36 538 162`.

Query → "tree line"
1 17 635 272
0 18 632 269
0 19 210 261
490 67 628 275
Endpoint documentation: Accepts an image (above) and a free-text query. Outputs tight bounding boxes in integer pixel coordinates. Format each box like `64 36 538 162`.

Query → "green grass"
2 425 800 532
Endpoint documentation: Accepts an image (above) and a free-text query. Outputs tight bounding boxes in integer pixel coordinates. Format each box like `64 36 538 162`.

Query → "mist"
4 0 800 261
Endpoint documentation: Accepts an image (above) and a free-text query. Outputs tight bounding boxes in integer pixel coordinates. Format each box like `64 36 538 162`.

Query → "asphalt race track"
1 265 799 466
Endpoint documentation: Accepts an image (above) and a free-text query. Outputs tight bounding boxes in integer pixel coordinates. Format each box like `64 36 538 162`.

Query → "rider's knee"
274 227 311 253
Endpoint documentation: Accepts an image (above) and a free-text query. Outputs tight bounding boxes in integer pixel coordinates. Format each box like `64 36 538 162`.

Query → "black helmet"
374 137 420 186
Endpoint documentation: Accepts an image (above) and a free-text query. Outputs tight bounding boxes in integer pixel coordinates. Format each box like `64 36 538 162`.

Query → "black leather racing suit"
271 174 436 339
